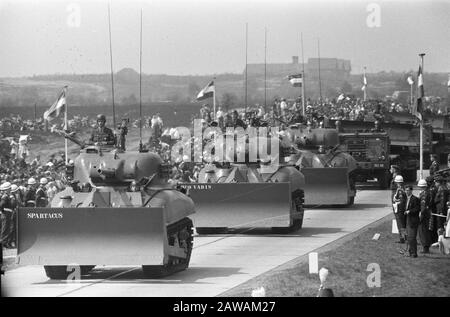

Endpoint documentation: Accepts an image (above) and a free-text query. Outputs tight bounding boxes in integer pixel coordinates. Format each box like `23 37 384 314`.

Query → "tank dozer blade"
16 207 166 266
179 182 295 233
301 167 352 206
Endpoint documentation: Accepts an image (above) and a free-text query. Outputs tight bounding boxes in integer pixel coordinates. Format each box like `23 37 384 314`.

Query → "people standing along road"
433 176 448 237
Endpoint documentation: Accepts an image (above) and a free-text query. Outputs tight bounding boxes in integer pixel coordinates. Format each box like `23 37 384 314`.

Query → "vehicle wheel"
44 265 96 279
142 217 193 278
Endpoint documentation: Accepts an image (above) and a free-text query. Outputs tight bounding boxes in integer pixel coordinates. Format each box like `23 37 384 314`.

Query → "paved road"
2 190 391 297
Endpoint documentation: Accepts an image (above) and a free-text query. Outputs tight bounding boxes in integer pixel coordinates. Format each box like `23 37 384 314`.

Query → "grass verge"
220 215 450 297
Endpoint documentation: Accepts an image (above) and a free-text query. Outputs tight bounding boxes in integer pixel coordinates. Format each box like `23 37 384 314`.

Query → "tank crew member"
89 114 116 146
117 118 128 151
23 177 37 207
35 177 48 207
0 182 13 248
429 154 439 176
404 185 420 257
417 179 432 254
393 175 407 244
434 176 448 234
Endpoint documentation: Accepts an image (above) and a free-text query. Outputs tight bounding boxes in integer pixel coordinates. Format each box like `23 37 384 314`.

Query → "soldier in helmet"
35 177 48 207
393 175 407 244
89 114 116 146
0 182 13 248
426 175 439 243
23 177 37 207
417 179 432 254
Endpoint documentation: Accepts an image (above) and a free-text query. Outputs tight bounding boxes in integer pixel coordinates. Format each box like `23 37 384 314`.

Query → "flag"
413 65 424 121
196 81 215 101
44 87 67 121
407 76 414 85
337 93 345 102
361 73 367 91
287 74 303 87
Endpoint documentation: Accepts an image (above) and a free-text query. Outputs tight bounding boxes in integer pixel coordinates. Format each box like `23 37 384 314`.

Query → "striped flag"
287 74 303 87
44 87 67 121
196 81 215 101
413 65 424 121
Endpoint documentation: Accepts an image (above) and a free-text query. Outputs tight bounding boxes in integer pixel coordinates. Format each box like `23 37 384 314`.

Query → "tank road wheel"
142 217 194 278
44 265 96 280
271 189 304 234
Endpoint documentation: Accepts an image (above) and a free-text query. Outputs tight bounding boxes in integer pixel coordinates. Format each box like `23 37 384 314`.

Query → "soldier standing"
89 114 116 146
426 175 439 243
417 179 432 254
0 182 13 248
35 178 48 207
23 177 37 207
429 154 439 176
393 175 407 244
434 176 448 235
117 118 128 151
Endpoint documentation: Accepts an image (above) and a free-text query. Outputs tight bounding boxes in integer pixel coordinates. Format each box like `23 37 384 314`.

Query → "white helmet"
40 177 48 185
417 179 427 188
10 184 19 192
0 182 12 191
394 175 404 183
27 177 37 185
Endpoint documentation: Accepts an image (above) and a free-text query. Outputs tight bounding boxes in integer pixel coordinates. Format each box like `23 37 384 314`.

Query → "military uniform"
429 160 439 176
0 193 13 247
89 127 115 145
23 186 36 207
434 182 448 231
418 189 432 252
35 185 48 207
393 186 407 242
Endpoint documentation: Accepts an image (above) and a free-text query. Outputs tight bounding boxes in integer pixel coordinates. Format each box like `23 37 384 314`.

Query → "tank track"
142 217 194 278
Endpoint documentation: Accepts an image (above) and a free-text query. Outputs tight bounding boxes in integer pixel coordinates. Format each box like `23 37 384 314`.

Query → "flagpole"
64 88 68 165
317 38 322 101
363 67 367 102
108 3 116 128
245 22 248 113
264 27 267 113
419 53 425 180
213 84 216 121
410 79 413 109
301 32 305 117
139 8 143 151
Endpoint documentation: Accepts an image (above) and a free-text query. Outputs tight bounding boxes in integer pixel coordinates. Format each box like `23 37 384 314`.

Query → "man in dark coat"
404 185 421 257
89 114 115 146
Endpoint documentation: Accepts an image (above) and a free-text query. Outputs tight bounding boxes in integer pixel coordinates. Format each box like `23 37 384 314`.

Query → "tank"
284 125 357 206
16 134 195 280
180 133 305 234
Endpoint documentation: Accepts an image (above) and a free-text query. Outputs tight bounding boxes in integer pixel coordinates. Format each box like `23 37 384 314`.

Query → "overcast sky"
0 0 449 77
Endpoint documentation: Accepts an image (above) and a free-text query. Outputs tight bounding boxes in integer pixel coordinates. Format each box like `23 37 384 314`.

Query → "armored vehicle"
17 134 195 279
